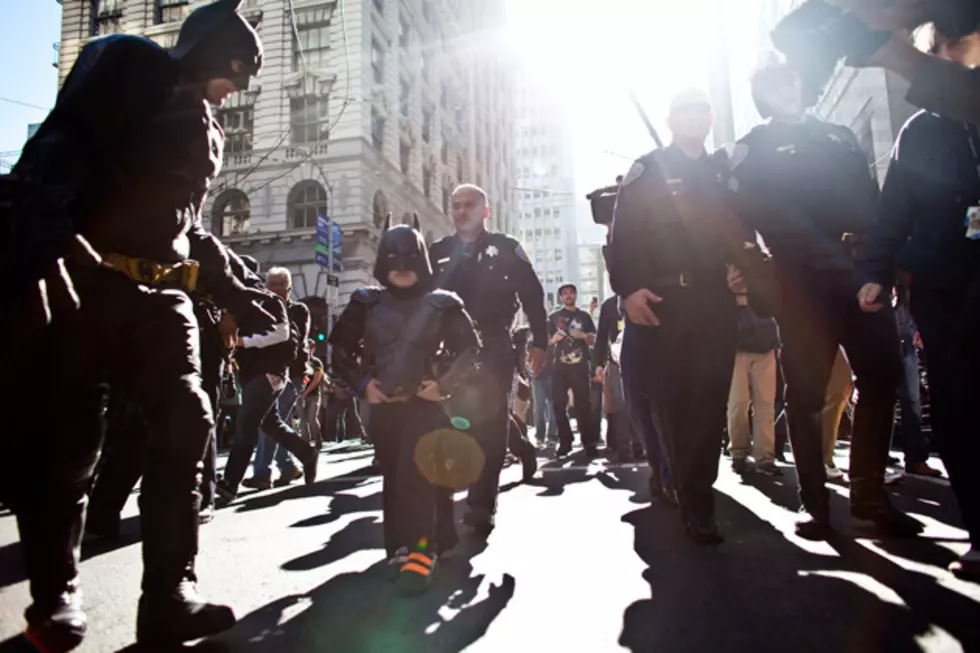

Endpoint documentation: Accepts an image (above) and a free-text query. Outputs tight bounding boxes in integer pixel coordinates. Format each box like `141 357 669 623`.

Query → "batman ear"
382 212 391 232
412 213 421 231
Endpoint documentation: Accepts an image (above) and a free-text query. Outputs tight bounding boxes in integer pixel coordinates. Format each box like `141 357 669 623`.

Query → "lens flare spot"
450 416 471 430
414 428 486 490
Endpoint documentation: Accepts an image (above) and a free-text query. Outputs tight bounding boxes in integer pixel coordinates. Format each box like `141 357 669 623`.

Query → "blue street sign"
315 214 342 270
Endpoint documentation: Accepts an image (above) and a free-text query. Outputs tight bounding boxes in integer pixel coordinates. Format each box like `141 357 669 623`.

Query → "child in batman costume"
329 215 481 595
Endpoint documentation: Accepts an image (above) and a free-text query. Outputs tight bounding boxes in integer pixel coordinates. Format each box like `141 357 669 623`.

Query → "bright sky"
0 0 61 155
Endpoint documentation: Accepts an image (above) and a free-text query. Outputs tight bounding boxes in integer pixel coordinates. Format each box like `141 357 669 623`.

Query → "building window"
399 77 411 117
442 186 450 215
371 106 385 150
290 96 328 145
372 0 384 13
288 181 328 230
217 93 254 154
156 0 188 24
292 7 332 71
456 156 463 182
398 12 409 48
92 0 124 36
440 140 448 165
423 165 432 198
555 248 563 261
400 142 411 175
372 190 388 229
371 39 385 84
421 103 432 143
554 209 560 218
211 190 250 237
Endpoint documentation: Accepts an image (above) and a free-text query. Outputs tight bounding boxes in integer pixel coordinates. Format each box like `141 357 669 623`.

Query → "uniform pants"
727 350 777 461
821 348 853 466
779 271 902 516
621 323 672 485
4 263 218 609
912 288 980 543
372 399 457 556
896 342 930 467
466 335 513 516
551 362 597 448
640 287 736 520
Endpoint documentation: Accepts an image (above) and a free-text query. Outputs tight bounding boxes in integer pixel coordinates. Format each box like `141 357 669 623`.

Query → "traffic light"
317 332 325 342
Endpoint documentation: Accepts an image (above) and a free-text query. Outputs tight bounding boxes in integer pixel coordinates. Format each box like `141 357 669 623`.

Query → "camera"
586 180 621 226
772 0 980 105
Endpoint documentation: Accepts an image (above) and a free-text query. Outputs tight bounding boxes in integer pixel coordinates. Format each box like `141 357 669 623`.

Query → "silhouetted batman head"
373 213 433 288
171 0 263 91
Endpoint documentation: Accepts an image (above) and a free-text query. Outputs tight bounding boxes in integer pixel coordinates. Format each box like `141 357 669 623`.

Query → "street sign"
326 285 339 304
327 274 339 287
315 214 342 270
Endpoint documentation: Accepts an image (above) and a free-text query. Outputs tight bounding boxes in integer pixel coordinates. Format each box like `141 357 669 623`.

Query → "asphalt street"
0 439 977 653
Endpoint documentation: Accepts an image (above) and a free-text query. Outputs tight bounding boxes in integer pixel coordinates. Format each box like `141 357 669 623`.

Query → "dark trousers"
223 374 313 490
87 332 225 534
3 264 217 612
896 342 930 467
372 399 457 556
640 289 736 519
912 288 980 542
621 324 672 484
321 397 364 442
465 337 513 516
779 270 902 516
551 362 597 448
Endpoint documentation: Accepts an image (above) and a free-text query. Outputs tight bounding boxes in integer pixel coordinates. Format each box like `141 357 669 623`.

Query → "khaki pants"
727 350 777 461
821 347 854 466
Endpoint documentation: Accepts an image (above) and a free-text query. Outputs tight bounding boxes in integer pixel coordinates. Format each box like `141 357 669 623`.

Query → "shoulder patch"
427 289 464 310
351 287 382 304
622 160 646 186
730 143 750 170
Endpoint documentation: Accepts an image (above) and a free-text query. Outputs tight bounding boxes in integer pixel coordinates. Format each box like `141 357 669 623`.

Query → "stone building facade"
57 0 517 331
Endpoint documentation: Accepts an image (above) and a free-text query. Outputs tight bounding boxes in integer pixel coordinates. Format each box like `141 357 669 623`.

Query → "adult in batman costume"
0 1 282 649
329 215 481 595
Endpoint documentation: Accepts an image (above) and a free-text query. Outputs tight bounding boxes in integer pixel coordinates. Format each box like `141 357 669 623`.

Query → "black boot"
850 480 923 537
136 472 235 644
18 494 89 652
683 513 723 545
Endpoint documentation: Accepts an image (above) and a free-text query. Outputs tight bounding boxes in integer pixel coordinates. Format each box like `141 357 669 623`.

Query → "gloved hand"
231 288 286 337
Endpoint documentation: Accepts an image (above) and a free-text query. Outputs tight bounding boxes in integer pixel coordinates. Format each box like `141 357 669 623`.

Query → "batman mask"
171 0 263 91
373 213 433 289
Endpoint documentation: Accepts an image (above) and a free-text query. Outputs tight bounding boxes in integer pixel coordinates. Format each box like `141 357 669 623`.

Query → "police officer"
730 60 920 540
429 184 548 535
858 20 980 580
611 88 755 544
0 1 281 648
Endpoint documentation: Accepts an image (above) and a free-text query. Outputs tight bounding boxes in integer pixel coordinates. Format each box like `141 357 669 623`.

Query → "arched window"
288 181 327 230
372 190 388 229
211 189 251 237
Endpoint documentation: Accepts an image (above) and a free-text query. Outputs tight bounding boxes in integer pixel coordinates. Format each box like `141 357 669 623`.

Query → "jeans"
530 377 557 441
621 322 672 485
253 377 300 479
897 343 930 467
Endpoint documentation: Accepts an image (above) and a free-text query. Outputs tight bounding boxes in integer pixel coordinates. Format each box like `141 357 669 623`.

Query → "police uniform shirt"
429 229 548 351
863 110 980 293
547 307 596 366
729 117 879 271
610 144 750 299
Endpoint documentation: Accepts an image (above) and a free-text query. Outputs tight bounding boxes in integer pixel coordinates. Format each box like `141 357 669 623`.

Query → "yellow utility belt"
103 253 200 291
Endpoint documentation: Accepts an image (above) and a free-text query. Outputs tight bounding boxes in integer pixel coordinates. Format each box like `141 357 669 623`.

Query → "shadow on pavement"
619 466 980 653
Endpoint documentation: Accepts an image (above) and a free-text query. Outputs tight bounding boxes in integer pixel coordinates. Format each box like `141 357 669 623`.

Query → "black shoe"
794 510 833 540
755 460 783 477
198 505 215 525
521 447 538 482
732 456 749 475
241 476 273 491
462 509 495 536
24 596 87 652
948 550 980 582
136 581 236 644
632 444 646 461
851 499 923 537
556 443 572 458
684 514 723 545
215 481 236 505
585 446 599 459
302 447 319 486
274 467 304 487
